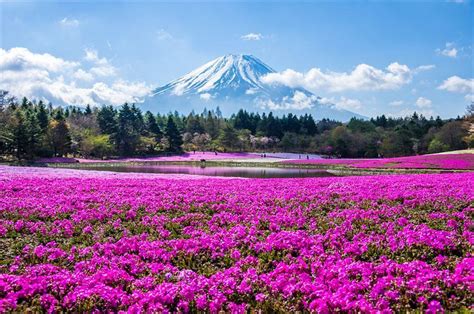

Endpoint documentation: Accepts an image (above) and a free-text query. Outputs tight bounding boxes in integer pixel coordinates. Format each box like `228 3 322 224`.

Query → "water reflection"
80 165 336 178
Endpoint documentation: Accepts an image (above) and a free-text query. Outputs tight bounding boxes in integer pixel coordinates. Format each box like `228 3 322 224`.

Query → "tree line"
0 91 472 160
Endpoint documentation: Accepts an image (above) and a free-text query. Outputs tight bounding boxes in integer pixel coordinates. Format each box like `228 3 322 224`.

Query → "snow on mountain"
142 54 364 121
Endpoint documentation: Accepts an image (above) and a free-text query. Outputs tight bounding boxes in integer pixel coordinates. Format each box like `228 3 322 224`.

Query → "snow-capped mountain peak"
152 54 275 97
144 54 364 121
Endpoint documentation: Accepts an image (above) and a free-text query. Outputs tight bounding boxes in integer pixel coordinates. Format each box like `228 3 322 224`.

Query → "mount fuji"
141 54 364 121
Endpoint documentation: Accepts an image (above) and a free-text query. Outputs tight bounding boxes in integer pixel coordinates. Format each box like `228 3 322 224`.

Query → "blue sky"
1 0 472 118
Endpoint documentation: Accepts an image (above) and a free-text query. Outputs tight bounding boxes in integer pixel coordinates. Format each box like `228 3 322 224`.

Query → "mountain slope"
142 54 364 121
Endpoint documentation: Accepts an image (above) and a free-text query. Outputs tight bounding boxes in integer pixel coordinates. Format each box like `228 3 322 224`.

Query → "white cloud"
84 48 99 62
172 84 186 96
199 93 213 101
156 29 173 41
415 64 436 72
241 33 263 41
465 94 474 102
59 17 79 27
258 91 316 110
0 47 151 106
415 97 432 108
83 48 117 77
319 96 362 111
436 42 458 58
262 62 431 92
438 76 474 94
245 88 259 95
389 100 404 107
73 69 94 81
0 47 78 73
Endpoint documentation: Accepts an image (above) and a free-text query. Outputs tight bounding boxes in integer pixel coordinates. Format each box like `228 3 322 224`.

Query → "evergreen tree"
97 106 118 134
144 111 162 137
24 109 41 158
218 123 239 150
84 104 93 115
165 116 183 152
114 103 141 155
12 110 29 159
48 111 71 156
185 113 205 134
131 104 145 134
36 101 50 134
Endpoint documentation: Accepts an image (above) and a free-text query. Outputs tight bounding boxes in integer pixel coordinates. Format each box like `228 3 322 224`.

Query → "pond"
76 165 337 178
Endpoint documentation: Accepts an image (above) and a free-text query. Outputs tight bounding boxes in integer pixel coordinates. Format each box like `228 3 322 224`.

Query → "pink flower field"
0 166 473 312
284 153 474 170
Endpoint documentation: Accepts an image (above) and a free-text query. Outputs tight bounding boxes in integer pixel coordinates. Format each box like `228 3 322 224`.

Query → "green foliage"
113 103 141 155
97 105 118 134
80 133 114 158
218 123 239 150
0 94 471 160
48 111 72 156
165 116 183 152
428 138 449 153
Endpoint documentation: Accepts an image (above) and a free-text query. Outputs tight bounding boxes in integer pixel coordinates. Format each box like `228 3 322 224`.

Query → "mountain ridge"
142 54 365 121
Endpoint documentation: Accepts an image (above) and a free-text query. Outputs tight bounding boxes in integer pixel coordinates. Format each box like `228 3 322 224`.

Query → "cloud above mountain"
261 62 434 93
241 33 264 41
0 47 151 106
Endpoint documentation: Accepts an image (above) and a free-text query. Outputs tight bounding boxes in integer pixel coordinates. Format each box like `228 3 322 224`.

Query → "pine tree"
48 111 71 156
36 101 49 134
144 111 162 138
113 103 141 155
165 116 183 152
218 123 239 150
24 109 41 158
98 105 118 134
12 110 29 159
84 104 93 115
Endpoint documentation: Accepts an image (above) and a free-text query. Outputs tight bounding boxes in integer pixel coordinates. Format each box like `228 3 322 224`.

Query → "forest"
0 91 472 161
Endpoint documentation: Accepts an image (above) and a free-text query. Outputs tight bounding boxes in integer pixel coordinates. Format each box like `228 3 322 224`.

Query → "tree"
97 106 118 134
80 133 114 158
435 121 468 150
218 123 239 150
300 114 318 135
280 132 299 152
428 138 449 153
330 126 351 157
36 101 49 134
48 111 71 156
185 114 204 134
113 103 141 155
84 104 93 115
11 110 29 159
144 111 162 137
380 126 413 157
165 116 183 152
24 109 41 158
347 118 375 133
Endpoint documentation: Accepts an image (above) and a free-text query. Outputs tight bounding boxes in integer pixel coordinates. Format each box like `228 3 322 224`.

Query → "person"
215 151 218 155
263 153 266 158
299 154 301 159
306 155 309 160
